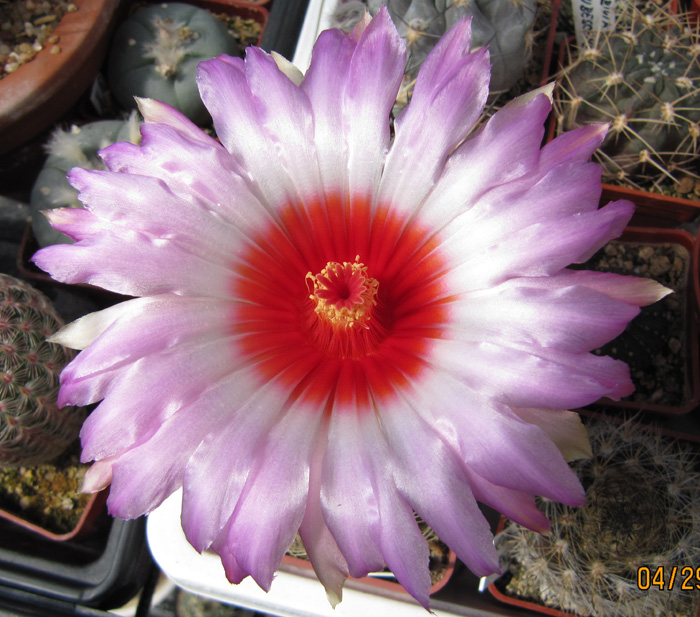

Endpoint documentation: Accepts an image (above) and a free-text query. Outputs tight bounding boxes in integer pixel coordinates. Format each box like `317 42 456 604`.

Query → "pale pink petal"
136 98 213 145
32 226 232 298
322 406 432 607
447 279 641 353
429 338 634 408
79 335 241 462
401 373 586 506
66 169 245 267
298 425 349 608
301 29 356 196
462 469 551 533
242 48 323 204
378 399 500 577
105 364 267 518
440 200 634 293
57 295 231 407
510 408 592 462
418 92 553 228
380 26 490 214
343 7 405 199
216 404 322 591
180 377 302 553
320 408 385 578
197 55 292 209
80 457 114 493
99 124 278 237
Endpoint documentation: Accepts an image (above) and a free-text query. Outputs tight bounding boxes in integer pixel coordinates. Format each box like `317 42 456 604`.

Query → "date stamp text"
637 566 700 591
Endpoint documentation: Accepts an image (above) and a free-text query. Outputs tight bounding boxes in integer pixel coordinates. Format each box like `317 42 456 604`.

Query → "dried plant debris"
0 446 91 534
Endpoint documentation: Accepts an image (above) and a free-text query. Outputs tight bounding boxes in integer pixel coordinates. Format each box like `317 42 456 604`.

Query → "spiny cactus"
495 415 700 617
0 275 83 467
347 0 539 114
555 2 700 197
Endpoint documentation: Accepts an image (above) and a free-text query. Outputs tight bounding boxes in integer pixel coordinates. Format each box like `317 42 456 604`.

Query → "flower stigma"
306 256 378 331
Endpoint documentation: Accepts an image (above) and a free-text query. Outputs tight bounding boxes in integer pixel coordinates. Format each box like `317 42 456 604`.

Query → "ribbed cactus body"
0 275 82 466
495 417 700 617
556 4 700 192
361 0 537 112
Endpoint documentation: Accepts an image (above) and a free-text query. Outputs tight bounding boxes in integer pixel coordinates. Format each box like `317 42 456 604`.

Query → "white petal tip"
325 588 343 609
505 82 555 109
271 51 304 86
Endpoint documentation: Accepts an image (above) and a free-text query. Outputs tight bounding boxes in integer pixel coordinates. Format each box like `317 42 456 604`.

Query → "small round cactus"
0 275 83 467
555 3 700 195
107 2 239 125
495 415 700 617
30 115 141 247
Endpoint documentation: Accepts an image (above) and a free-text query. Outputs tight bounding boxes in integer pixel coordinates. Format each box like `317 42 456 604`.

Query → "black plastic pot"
0 515 155 615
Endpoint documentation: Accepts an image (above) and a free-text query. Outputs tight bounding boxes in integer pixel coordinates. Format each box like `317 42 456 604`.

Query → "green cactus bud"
556 3 700 193
0 275 83 467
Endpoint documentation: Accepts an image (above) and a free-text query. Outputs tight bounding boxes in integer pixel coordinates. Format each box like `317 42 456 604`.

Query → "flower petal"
214 403 322 591
380 23 490 215
429 337 634 408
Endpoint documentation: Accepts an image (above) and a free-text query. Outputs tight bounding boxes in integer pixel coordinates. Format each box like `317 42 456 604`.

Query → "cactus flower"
33 9 668 609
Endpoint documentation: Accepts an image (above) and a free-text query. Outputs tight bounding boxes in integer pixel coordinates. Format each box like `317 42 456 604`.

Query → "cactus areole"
0 275 82 467
558 5 700 192
107 3 239 125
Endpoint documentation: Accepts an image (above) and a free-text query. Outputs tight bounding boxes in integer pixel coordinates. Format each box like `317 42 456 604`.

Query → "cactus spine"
555 2 700 196
0 275 83 466
495 416 700 617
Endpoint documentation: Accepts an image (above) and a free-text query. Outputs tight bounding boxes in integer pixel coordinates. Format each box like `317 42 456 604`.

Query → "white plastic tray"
147 490 472 617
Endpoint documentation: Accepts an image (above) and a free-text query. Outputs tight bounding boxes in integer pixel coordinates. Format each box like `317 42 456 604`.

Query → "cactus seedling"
495 416 700 617
0 275 83 467
555 3 700 196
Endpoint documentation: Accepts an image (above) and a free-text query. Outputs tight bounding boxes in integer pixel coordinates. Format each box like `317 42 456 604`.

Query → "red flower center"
230 194 451 407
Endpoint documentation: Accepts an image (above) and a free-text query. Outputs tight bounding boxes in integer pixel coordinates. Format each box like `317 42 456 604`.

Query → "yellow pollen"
306 257 379 329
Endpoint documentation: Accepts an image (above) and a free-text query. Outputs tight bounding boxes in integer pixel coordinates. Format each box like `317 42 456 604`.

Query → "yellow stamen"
306 257 379 329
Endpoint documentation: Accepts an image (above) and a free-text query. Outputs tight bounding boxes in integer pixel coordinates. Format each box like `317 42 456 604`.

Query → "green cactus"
495 416 700 617
555 3 700 196
30 114 141 247
355 0 538 113
108 2 239 125
0 275 83 467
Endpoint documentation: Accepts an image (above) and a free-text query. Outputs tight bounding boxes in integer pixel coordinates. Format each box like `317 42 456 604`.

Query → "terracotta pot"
587 227 700 415
0 0 121 156
0 488 108 542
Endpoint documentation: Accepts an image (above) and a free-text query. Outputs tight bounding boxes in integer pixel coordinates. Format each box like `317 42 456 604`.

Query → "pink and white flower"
34 9 668 609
